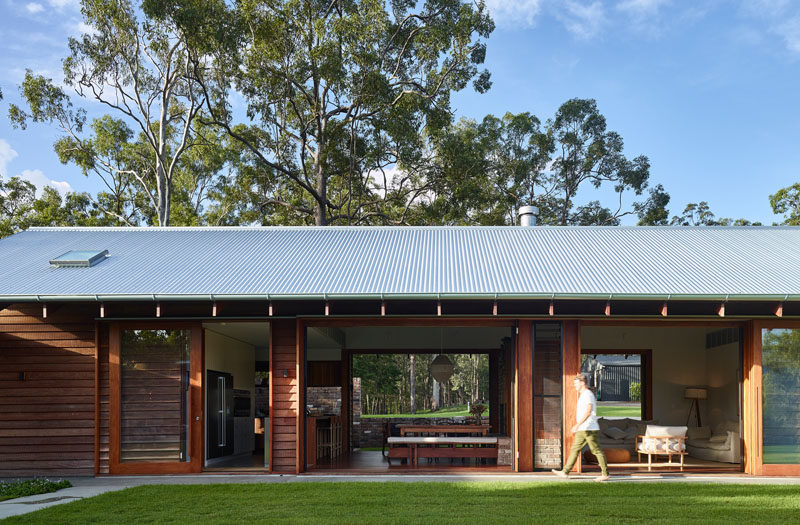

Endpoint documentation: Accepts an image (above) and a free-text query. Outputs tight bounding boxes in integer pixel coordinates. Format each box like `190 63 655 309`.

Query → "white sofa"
685 420 741 464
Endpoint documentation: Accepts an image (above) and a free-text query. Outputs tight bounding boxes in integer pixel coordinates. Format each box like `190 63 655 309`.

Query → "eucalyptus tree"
407 100 659 226
770 183 800 225
8 0 230 226
196 0 494 225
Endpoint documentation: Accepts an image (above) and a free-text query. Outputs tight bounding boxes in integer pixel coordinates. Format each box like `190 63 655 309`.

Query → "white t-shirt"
576 389 599 431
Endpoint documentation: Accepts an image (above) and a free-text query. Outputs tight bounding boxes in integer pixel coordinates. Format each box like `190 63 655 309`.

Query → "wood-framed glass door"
747 320 800 476
109 322 203 474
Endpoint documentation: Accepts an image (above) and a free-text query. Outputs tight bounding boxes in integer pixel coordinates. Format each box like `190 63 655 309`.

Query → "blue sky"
1 0 799 224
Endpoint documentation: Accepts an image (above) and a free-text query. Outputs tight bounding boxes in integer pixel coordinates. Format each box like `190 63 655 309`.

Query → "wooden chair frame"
636 434 687 471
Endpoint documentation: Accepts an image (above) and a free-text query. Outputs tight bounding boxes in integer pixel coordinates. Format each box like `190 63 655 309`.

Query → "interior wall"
582 326 741 428
205 330 256 416
706 341 740 428
581 326 710 426
343 326 510 350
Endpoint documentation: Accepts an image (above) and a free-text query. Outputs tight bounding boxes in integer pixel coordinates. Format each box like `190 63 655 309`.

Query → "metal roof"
0 226 799 301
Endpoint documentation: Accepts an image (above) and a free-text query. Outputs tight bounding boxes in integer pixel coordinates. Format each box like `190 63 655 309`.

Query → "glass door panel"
120 329 191 463
761 328 800 464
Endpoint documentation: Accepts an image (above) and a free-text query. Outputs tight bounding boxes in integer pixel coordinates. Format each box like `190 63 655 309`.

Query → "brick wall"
306 386 341 415
351 378 361 447
534 438 562 468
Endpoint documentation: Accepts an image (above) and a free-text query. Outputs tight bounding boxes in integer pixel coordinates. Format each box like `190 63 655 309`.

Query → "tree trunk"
409 354 416 415
314 155 327 226
472 354 480 402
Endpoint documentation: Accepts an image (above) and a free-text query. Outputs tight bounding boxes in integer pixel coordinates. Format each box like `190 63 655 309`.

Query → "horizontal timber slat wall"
270 319 299 473
0 304 97 477
98 325 110 474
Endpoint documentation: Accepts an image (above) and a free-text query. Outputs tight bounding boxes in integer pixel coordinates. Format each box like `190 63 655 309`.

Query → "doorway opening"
580 324 743 474
304 323 515 473
203 321 270 471
581 351 651 421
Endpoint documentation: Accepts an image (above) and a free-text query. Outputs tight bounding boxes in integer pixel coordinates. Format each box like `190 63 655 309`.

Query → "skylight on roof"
49 250 109 268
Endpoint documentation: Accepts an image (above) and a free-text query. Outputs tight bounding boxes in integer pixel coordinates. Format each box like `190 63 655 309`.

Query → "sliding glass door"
761 328 800 465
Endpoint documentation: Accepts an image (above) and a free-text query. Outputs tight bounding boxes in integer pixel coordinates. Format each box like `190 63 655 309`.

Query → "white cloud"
556 1 607 40
774 16 800 53
47 0 79 9
25 2 45 14
69 20 100 37
0 140 19 179
616 0 670 34
742 0 800 55
486 0 543 27
617 0 670 15
19 169 73 196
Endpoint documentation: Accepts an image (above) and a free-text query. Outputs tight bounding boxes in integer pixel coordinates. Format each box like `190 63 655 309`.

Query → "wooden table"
398 425 490 437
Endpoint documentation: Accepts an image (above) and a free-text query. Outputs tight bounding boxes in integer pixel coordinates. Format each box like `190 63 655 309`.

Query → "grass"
361 404 485 418
5 482 800 524
763 445 800 464
596 406 641 418
0 479 71 503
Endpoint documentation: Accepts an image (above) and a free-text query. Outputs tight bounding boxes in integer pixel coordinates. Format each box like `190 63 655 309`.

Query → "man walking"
552 373 609 482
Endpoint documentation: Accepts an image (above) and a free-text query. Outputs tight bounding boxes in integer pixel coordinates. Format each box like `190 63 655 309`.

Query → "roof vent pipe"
518 206 539 226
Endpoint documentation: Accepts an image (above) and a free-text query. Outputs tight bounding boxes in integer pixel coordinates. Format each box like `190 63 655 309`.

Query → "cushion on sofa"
687 426 711 440
639 437 686 453
604 426 628 440
709 434 728 443
713 420 739 435
645 425 688 438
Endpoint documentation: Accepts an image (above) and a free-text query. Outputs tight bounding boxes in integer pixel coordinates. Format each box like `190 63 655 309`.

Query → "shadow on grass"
5 482 800 524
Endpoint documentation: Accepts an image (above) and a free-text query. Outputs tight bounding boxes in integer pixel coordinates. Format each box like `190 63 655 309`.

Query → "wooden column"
489 351 500 434
296 320 305 473
562 320 581 472
742 320 761 475
269 319 300 473
341 349 351 455
515 321 533 471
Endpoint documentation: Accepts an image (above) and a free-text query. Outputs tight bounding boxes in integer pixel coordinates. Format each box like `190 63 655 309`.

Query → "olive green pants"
562 430 608 476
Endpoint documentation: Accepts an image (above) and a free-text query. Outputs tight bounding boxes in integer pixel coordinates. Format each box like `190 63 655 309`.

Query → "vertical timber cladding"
515 321 534 471
562 321 581 473
269 319 300 473
0 304 97 477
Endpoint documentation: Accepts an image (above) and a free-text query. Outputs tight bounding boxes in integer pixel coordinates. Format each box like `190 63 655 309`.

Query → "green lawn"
361 404 483 418
763 445 800 464
365 404 640 419
6 482 800 524
596 406 641 418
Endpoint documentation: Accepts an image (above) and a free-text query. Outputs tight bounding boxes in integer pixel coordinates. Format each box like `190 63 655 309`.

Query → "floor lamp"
685 388 707 427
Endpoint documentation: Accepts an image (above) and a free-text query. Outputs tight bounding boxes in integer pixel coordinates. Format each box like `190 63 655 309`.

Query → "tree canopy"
2 0 793 235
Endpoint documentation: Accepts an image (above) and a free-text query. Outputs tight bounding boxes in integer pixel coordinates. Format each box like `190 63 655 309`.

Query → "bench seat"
388 437 498 445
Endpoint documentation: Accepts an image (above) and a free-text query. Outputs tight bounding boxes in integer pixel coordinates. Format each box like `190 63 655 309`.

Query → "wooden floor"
204 452 268 472
201 449 741 475
582 456 742 474
310 450 513 474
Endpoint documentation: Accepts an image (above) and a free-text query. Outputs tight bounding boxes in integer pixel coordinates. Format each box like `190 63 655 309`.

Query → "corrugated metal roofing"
0 226 799 300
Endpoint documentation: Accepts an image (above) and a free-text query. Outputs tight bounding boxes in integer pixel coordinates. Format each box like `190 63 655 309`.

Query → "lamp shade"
430 355 455 384
684 388 707 400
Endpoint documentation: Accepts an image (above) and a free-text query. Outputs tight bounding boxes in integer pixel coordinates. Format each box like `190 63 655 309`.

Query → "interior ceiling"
203 321 270 347
337 326 512 351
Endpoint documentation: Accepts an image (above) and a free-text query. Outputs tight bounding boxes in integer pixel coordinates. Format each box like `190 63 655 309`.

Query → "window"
762 328 800 464
49 249 108 267
120 329 191 463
